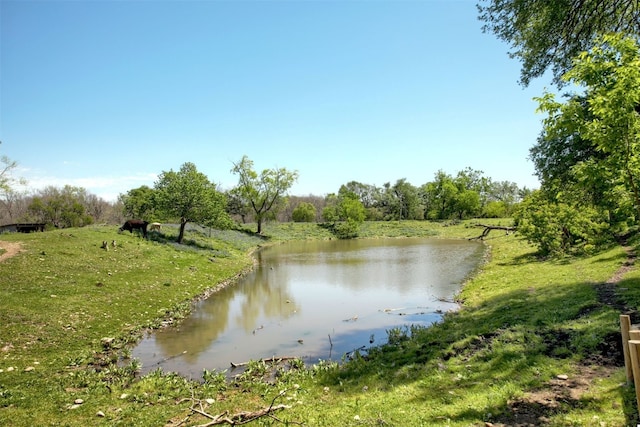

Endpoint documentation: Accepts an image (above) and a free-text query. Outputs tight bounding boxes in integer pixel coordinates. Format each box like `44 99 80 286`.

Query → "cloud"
16 168 158 202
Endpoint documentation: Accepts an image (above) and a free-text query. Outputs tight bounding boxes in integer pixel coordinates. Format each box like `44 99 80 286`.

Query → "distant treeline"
0 167 530 229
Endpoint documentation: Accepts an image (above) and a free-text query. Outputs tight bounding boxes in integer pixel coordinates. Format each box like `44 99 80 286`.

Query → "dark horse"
119 220 149 238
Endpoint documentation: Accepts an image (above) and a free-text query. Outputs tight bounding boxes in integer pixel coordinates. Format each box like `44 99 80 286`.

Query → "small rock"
24 366 34 372
96 411 105 417
74 398 84 404
557 374 569 380
205 398 215 405
101 337 114 345
6 367 14 372
120 393 128 399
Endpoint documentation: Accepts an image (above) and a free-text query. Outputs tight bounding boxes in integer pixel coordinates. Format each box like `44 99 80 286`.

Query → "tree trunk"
177 219 187 243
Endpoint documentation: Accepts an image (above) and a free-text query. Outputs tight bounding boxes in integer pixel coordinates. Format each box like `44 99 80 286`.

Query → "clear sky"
1 0 549 202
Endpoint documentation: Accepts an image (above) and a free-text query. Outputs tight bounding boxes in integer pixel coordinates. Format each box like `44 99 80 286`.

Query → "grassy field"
0 220 637 426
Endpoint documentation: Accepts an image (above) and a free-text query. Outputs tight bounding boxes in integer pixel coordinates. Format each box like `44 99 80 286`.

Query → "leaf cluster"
478 0 640 87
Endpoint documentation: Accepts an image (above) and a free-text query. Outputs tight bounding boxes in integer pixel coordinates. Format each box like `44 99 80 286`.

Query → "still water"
132 238 484 379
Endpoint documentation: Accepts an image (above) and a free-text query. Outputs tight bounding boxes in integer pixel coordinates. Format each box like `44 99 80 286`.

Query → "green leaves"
478 1 640 87
231 155 298 234
532 34 640 243
154 162 231 243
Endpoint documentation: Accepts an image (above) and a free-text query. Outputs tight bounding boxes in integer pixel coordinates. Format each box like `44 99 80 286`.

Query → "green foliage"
292 202 316 222
482 200 507 218
478 0 640 87
514 191 610 256
26 185 94 228
119 185 156 220
528 34 640 253
322 187 366 238
154 162 231 243
231 155 298 234
421 169 491 220
331 172 520 223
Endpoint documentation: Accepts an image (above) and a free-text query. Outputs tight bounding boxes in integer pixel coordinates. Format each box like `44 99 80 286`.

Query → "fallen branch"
193 405 291 426
469 223 516 240
154 350 187 366
345 345 367 358
189 391 299 426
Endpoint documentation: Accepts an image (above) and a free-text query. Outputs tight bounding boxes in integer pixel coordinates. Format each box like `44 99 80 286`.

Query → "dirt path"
488 245 636 426
0 241 24 262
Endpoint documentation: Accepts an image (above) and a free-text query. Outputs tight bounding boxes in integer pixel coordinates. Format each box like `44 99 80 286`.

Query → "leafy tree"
279 195 325 222
154 162 231 244
535 34 640 223
231 156 298 234
292 202 316 222
452 188 481 220
484 180 521 217
482 200 508 218
514 191 609 256
226 191 251 224
421 171 458 220
341 180 383 219
27 185 93 228
322 187 366 238
119 185 157 220
387 179 423 220
478 0 640 87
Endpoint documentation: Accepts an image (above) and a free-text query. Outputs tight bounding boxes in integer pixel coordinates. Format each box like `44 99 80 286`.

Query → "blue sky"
1 0 549 202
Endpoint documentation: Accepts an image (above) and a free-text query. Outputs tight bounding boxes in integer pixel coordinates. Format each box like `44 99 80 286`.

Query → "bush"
292 202 316 222
514 193 610 256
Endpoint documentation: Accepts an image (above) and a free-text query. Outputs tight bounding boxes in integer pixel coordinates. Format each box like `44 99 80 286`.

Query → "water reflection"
132 238 483 378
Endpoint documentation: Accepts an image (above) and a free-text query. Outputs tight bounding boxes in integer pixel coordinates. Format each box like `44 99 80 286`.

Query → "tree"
389 179 423 220
484 180 521 217
154 162 231 244
322 187 366 238
27 185 93 228
535 34 640 223
0 142 24 196
514 190 609 256
421 171 458 220
119 185 157 220
292 202 316 222
231 156 298 234
0 143 28 222
478 0 640 87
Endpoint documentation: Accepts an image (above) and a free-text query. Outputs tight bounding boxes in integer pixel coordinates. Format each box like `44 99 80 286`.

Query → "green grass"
0 220 637 426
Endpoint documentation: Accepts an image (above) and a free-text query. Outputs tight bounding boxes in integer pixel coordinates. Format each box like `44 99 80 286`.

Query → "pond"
131 237 484 379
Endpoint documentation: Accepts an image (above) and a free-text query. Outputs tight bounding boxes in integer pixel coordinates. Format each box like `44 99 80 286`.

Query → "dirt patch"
0 241 24 262
488 364 620 427
489 245 635 426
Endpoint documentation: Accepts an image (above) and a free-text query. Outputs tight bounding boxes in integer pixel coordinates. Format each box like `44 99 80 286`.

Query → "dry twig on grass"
184 390 299 426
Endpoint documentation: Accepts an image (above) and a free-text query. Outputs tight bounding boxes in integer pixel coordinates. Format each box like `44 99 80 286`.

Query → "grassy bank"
0 220 637 426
